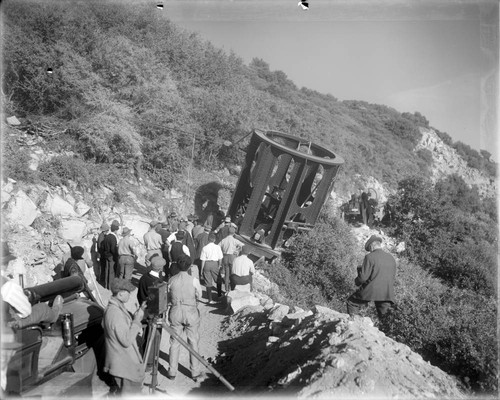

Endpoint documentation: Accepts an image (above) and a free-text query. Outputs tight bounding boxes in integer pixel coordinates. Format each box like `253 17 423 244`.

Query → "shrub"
1 133 37 183
279 216 359 311
380 258 498 393
384 116 422 145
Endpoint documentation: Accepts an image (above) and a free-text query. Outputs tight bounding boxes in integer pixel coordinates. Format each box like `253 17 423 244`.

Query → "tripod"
143 314 235 393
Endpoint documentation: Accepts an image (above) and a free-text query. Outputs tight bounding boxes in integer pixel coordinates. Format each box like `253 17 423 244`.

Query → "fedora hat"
365 235 382 252
122 227 132 236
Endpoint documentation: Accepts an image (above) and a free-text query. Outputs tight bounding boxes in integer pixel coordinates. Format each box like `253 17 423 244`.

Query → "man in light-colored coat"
103 278 145 396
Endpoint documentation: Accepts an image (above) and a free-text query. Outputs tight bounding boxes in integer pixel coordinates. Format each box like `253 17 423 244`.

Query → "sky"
158 0 498 159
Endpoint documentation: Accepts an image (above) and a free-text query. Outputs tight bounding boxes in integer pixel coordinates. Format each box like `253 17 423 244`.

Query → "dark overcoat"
352 249 396 302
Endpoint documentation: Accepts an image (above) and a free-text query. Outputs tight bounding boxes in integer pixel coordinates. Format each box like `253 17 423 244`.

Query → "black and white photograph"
1 0 498 398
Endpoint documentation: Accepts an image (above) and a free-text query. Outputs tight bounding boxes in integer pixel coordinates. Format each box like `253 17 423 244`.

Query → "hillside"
1 0 498 397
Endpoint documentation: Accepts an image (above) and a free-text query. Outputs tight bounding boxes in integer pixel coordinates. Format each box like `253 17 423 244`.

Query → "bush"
279 216 359 311
1 133 37 183
380 259 498 393
385 116 422 145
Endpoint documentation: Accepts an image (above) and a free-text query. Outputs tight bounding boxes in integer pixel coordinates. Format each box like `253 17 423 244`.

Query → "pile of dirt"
207 305 465 398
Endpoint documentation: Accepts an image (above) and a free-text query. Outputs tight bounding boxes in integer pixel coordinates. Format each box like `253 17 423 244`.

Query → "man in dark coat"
346 235 396 319
102 220 120 289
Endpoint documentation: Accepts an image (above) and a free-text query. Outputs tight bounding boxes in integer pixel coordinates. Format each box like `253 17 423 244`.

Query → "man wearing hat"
346 235 396 319
102 220 120 289
199 232 223 304
117 227 138 281
143 221 163 265
217 226 243 297
103 278 145 395
166 254 203 381
96 222 110 286
215 216 237 244
191 215 204 240
194 224 211 278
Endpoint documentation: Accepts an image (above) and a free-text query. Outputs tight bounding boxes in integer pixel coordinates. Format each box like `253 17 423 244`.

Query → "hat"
100 222 110 231
179 216 188 223
224 216 231 223
241 244 252 255
365 235 382 252
110 278 136 295
70 246 85 260
169 212 178 218
122 227 132 236
111 220 120 228
204 225 212 232
151 256 166 270
150 220 159 228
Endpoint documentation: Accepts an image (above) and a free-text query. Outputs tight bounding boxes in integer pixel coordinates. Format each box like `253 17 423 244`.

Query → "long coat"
352 249 396 302
102 297 144 382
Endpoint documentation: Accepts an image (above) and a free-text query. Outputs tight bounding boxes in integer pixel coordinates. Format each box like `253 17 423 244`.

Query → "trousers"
218 254 235 295
168 305 200 378
346 295 392 319
117 255 135 280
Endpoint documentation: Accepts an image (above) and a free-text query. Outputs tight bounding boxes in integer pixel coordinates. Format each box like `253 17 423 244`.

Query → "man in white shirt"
199 233 223 304
230 245 255 292
143 221 163 264
218 227 243 296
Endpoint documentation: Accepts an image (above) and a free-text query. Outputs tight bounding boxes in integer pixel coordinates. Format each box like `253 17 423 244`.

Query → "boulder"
6 116 21 126
281 310 313 327
267 304 290 321
313 305 346 319
5 190 39 227
227 290 261 314
44 193 77 217
74 201 91 217
58 219 87 242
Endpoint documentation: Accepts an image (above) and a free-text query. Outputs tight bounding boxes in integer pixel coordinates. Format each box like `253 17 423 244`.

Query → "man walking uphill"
346 235 396 319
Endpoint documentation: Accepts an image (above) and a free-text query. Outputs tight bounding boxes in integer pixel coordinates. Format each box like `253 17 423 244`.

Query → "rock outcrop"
415 127 496 198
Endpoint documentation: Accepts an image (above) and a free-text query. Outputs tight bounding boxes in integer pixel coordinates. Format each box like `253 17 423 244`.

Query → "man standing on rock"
166 254 203 382
117 227 138 281
102 220 120 290
346 235 396 319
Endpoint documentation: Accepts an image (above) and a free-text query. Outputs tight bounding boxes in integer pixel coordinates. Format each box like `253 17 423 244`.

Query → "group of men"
99 212 256 396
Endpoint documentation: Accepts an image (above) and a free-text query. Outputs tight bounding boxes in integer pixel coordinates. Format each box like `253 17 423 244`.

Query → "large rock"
58 219 87 242
74 201 90 217
44 193 77 217
267 303 290 321
4 190 39 227
227 291 261 314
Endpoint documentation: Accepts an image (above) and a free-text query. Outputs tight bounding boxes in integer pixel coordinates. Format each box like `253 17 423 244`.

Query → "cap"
151 256 166 270
365 235 382 252
122 227 132 236
110 278 136 295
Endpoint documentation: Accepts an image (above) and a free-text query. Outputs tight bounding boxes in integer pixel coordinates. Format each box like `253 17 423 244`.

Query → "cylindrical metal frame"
228 129 344 250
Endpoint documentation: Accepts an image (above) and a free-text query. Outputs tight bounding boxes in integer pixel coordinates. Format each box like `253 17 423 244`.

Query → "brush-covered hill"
2 0 495 200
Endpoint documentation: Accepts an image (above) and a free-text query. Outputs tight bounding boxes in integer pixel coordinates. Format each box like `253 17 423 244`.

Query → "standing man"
117 227 138 281
169 231 191 278
191 215 204 240
143 221 163 265
199 233 223 304
346 235 396 319
218 226 243 297
102 220 120 289
194 225 211 278
97 222 109 286
215 216 237 244
230 245 255 292
166 254 203 382
103 278 145 396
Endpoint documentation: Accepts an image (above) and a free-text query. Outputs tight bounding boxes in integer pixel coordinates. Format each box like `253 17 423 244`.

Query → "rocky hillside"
415 127 497 198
